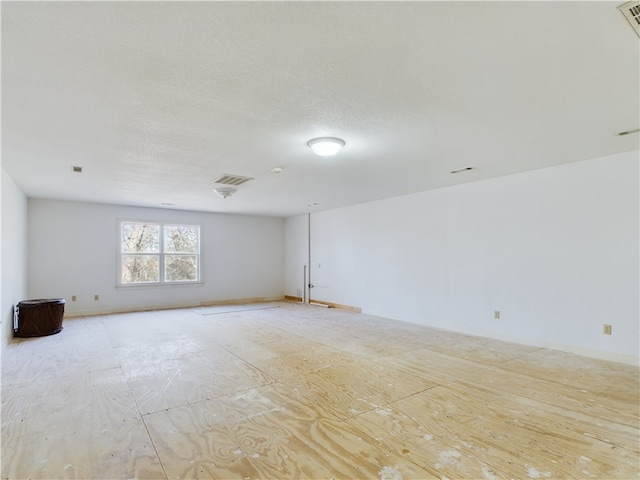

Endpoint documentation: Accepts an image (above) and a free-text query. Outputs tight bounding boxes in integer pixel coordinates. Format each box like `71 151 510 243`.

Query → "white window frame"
117 220 202 287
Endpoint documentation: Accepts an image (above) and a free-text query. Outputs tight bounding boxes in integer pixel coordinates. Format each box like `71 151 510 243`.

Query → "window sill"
116 281 204 289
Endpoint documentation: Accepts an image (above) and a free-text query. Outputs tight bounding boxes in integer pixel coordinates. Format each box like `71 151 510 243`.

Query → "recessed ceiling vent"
213 174 253 186
618 1 640 38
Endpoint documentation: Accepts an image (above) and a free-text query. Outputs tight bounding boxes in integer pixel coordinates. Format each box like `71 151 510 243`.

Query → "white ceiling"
2 1 639 218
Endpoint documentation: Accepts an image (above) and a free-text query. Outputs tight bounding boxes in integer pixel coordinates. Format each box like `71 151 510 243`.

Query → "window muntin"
120 222 200 285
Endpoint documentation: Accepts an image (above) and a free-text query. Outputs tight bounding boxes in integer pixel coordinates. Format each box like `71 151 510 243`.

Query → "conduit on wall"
303 265 307 303
307 213 311 304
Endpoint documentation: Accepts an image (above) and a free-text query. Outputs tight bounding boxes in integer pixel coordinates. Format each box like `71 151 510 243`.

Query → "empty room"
1 1 639 479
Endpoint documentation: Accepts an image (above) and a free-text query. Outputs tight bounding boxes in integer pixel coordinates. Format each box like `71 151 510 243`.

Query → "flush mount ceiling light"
307 137 345 157
214 188 236 199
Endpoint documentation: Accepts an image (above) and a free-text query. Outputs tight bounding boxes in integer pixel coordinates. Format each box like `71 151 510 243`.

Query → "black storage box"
14 298 65 337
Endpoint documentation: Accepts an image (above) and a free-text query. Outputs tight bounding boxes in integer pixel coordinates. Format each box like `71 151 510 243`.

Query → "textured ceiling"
2 1 639 217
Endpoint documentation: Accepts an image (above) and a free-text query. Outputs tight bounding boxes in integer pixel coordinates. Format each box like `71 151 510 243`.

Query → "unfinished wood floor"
1 302 638 479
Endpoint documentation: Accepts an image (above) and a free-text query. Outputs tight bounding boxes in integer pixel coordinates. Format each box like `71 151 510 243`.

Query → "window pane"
122 255 159 283
164 225 199 253
165 255 198 282
122 223 159 253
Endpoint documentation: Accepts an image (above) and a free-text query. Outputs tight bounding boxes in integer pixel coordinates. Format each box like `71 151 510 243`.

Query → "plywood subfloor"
2 302 638 479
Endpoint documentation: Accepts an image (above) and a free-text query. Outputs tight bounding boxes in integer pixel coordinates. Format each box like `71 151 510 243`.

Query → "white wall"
28 199 285 316
286 151 639 364
1 169 28 349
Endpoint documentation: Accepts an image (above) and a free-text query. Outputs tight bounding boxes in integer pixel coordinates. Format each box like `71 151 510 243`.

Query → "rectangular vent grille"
213 174 253 186
618 1 640 37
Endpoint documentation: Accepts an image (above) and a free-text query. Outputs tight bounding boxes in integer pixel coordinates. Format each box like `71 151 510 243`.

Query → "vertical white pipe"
302 265 307 303
307 213 311 304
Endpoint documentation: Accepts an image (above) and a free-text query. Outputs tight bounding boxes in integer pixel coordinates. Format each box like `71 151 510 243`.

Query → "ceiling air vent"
213 174 253 186
618 1 640 38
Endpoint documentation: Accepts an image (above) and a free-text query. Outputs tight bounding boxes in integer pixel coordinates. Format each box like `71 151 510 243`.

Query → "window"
119 222 200 285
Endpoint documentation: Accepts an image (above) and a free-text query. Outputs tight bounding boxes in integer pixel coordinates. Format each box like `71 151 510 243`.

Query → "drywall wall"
286 151 639 363
28 199 285 316
1 169 28 349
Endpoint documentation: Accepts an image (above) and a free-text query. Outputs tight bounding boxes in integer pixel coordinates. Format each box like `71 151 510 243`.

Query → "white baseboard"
63 296 286 318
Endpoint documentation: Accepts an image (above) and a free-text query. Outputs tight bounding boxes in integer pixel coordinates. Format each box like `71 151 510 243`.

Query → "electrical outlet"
494 310 500 320
94 294 99 301
71 295 77 302
603 324 612 335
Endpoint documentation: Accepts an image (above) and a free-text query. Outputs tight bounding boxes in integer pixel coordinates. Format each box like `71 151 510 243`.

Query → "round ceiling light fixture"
307 137 345 157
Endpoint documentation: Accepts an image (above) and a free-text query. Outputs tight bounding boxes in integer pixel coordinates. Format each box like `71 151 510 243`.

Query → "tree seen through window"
120 222 200 285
